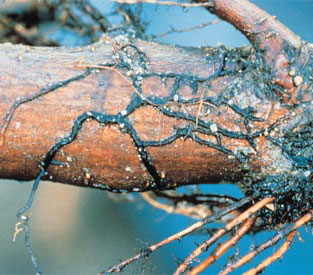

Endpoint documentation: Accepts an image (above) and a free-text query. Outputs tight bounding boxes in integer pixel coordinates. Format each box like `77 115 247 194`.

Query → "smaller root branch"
111 0 214 7
174 197 275 275
220 211 313 275
189 216 256 275
101 196 251 274
243 231 296 275
141 192 214 219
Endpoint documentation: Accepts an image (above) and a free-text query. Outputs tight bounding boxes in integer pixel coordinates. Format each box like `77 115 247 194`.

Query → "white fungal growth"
15 121 21 129
160 171 166 179
294 75 303 86
210 123 218 132
20 215 29 221
262 141 293 175
304 170 311 177
125 166 133 172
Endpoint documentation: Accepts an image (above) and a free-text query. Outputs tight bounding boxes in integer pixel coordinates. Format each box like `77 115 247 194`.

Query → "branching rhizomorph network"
4 40 313 274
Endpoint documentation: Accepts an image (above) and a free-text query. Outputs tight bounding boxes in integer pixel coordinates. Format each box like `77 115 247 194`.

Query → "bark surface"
0 0 313 200
0 36 312 195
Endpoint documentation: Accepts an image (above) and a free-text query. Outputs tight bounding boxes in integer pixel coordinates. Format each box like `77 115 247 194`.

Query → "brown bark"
0 40 246 190
0 0 312 194
0 36 310 192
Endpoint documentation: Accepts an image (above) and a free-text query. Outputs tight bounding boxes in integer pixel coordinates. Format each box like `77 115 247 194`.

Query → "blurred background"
0 0 313 273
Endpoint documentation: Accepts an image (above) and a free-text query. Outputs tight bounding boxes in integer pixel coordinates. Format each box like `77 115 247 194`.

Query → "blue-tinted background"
0 0 312 274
